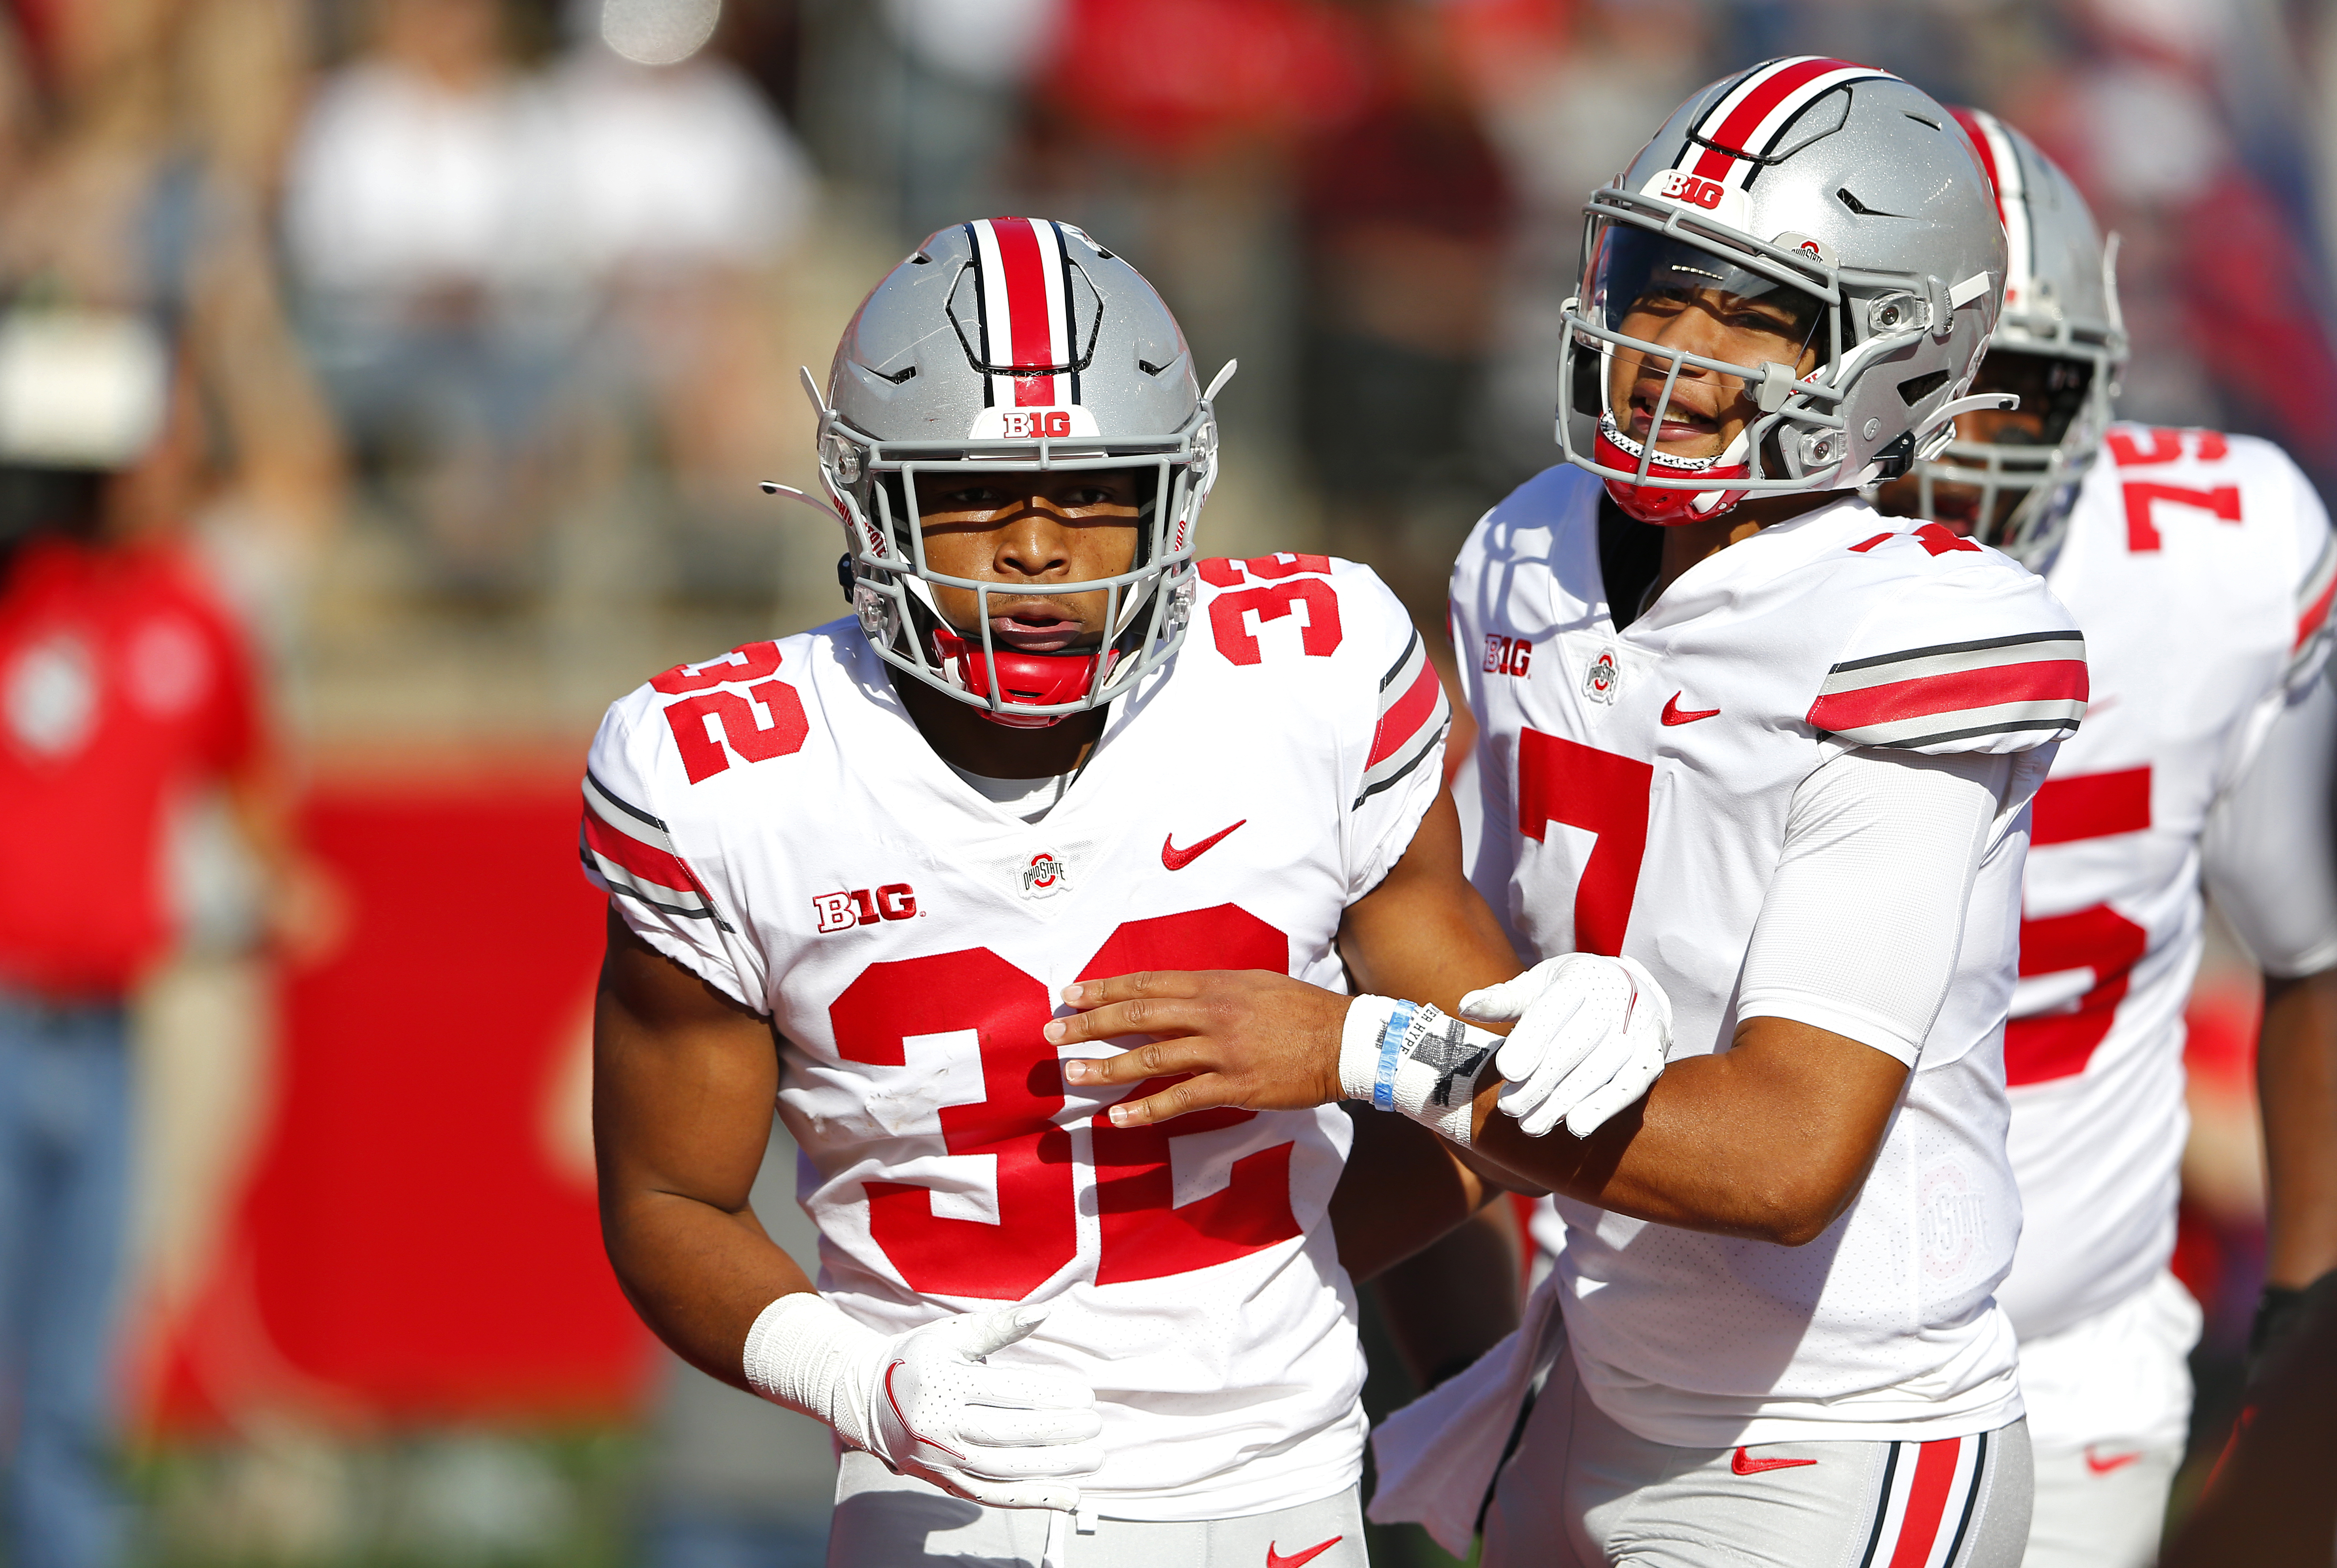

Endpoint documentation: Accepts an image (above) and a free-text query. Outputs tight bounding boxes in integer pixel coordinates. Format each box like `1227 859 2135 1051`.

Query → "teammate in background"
1873 109 2337 1568
586 220 1522 1568
1054 62 2084 1565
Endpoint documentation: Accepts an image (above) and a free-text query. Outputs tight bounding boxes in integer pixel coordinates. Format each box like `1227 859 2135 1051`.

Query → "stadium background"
16 0 2331 1561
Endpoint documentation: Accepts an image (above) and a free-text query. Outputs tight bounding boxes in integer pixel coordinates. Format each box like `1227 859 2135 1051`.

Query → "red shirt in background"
0 536 266 998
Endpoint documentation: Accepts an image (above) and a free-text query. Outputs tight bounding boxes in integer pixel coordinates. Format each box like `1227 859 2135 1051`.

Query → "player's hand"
1047 969 1348 1126
1460 953 1672 1137
861 1306 1103 1511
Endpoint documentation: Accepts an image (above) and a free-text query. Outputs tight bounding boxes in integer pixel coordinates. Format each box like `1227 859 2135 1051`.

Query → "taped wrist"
742 1292 884 1453
1340 995 1501 1144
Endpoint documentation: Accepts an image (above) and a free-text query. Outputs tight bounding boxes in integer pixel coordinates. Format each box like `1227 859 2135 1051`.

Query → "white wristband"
1339 995 1499 1145
743 1292 883 1452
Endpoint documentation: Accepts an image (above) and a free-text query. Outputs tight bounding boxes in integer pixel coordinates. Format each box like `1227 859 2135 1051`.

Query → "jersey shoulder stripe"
1808 629 2087 749
2293 527 2337 656
1359 627 1450 808
580 766 728 929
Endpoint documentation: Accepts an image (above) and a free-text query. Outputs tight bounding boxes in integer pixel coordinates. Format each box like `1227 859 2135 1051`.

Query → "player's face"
1873 350 2065 535
915 469 1144 652
1609 283 1822 462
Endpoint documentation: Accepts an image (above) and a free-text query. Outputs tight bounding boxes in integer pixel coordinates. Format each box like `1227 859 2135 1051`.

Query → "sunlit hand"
1045 969 1349 1127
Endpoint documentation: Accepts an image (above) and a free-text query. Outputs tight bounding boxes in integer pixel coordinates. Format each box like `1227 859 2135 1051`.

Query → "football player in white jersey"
584 219 1529 1568
1051 61 2086 1566
1873 109 2337 1568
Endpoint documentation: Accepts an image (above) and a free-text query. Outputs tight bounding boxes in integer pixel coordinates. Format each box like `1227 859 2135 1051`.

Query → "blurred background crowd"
0 0 2332 1563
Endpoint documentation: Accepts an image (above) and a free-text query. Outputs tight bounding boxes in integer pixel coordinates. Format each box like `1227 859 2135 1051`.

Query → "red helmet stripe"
1950 107 2029 312
1690 57 1894 186
988 217 1058 406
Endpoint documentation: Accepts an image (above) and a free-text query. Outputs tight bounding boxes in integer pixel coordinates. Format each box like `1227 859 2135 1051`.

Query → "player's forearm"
1463 1019 1903 1247
1332 1111 1495 1282
2260 968 2337 1287
600 1189 818 1391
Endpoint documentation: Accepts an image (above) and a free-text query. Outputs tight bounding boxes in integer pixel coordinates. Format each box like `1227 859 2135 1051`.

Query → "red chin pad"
932 627 1106 728
1594 427 1750 526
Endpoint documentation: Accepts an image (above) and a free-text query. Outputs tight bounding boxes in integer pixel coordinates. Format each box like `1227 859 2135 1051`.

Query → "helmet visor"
1578 226 1828 464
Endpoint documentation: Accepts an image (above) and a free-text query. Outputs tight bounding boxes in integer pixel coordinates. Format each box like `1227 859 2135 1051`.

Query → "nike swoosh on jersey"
2084 1448 2144 1475
1661 693 1721 725
1731 1447 1818 1475
1265 1537 1343 1568
1162 820 1245 870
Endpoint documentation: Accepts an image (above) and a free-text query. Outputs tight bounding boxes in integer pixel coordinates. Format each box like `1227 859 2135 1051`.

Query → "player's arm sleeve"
1807 566 2087 756
2277 456 2337 696
2203 674 2337 979
1345 615 1451 902
581 702 768 1012
1736 747 2012 1066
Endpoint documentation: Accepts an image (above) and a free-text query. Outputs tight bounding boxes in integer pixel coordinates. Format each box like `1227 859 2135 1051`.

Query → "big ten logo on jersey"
814 884 918 934
2106 427 2239 552
650 642 809 784
1198 553 1343 665
828 905 1303 1298
1483 634 1532 678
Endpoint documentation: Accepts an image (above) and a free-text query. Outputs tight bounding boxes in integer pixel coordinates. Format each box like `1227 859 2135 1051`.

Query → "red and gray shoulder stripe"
580 768 732 931
1855 1431 1998 1568
1676 57 1900 193
1808 630 2087 749
1951 108 2034 316
2292 529 2337 659
964 216 1083 410
1358 628 1450 809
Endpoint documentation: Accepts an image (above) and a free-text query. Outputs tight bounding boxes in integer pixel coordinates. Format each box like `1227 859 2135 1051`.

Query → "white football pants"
826 1449 1367 1568
1480 1347 2033 1568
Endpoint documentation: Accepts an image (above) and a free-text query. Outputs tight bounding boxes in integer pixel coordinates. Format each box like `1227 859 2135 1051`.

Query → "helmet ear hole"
1897 370 1952 406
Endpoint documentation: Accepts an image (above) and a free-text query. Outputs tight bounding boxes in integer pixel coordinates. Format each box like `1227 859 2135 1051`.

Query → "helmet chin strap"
929 624 1114 731
1594 412 1752 526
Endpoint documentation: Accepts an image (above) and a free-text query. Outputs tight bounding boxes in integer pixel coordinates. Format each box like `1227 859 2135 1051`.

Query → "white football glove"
743 1294 1102 1510
1459 953 1672 1138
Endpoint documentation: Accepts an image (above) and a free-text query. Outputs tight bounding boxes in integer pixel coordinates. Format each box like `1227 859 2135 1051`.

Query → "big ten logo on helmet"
1483 634 1532 678
1000 409 1073 439
1655 169 1725 210
814 883 918 934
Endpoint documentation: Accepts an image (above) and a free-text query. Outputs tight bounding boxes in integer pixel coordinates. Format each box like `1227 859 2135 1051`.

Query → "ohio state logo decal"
1020 851 1071 899
1582 650 1621 705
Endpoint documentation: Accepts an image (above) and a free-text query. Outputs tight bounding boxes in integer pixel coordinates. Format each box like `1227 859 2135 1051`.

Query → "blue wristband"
1372 1000 1415 1112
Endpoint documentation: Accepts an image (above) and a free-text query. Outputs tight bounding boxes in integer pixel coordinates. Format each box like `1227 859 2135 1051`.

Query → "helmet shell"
1558 59 2009 517
815 218 1222 724
1904 108 2128 570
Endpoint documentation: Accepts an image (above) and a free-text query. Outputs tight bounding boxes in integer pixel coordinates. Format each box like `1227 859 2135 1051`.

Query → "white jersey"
1999 425 2337 1342
580 553 1450 1521
1453 466 2084 1447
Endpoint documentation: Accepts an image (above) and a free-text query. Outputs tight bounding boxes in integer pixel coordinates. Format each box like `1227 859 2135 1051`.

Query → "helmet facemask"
816 396 1216 728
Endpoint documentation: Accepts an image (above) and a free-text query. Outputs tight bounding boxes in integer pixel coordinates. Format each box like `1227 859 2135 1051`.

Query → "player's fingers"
1098 1073 1231 1127
1457 979 1530 1024
955 1439 1106 1481
1562 1058 1659 1139
1046 996 1208 1048
961 1365 1096 1411
1059 971 1203 1009
955 1405 1105 1449
1543 1033 1635 1114
1060 1038 1215 1088
953 1304 1048 1360
954 1477 1084 1511
1493 990 1580 1082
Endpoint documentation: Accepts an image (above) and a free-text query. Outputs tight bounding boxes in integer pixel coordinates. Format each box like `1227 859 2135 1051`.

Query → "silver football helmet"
802 217 1227 726
1557 58 2012 524
1896 108 2127 570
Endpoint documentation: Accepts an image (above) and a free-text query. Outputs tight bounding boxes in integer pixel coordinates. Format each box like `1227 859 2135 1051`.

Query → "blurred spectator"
284 0 573 598
1296 1 1513 613
0 307 331 1568
544 9 818 604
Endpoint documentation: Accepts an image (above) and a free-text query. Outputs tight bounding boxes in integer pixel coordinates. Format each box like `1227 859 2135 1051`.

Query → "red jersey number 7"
1516 729 1652 957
